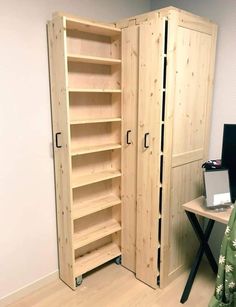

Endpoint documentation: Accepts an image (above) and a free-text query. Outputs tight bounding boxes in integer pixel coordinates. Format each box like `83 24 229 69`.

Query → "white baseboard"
0 270 59 306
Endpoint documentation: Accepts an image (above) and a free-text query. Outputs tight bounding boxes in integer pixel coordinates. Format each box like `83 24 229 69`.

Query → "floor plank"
8 262 215 307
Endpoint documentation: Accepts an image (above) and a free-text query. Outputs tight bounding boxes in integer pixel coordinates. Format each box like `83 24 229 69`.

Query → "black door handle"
126 130 131 145
55 132 62 148
144 133 150 149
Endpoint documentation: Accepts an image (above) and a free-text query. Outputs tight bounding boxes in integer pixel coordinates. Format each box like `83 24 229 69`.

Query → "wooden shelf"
73 194 121 219
73 219 121 249
67 54 121 65
72 170 121 188
74 242 121 276
70 118 121 125
71 144 121 156
66 18 121 37
68 88 121 93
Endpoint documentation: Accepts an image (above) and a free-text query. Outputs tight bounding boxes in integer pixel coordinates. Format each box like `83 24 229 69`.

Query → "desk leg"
189 213 218 274
180 211 217 304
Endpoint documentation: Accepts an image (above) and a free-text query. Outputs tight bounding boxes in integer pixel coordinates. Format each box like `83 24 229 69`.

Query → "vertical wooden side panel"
136 18 162 289
48 17 75 289
121 25 139 272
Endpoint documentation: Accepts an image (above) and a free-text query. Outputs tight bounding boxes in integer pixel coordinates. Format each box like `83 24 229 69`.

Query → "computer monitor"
221 124 236 202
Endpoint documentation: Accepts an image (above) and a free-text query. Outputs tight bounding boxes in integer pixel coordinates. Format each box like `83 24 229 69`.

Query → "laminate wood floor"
8 262 215 307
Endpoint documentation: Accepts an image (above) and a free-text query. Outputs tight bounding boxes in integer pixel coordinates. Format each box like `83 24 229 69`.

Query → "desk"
180 196 232 304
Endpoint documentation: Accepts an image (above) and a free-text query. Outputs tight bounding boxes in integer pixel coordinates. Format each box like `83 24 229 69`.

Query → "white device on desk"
204 169 233 210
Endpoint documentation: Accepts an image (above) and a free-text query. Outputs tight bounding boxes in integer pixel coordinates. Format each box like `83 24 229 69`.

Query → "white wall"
0 0 151 299
151 0 236 259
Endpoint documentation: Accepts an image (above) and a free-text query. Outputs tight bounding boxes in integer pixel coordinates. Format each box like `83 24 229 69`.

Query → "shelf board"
72 170 121 188
72 194 121 219
68 88 121 93
74 242 121 276
67 54 121 65
66 18 121 37
71 144 121 156
73 219 121 249
70 118 121 125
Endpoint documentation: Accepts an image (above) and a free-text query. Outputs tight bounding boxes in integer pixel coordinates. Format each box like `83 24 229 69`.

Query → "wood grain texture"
160 9 217 287
48 17 75 289
160 10 179 289
168 161 203 275
49 13 122 289
69 92 121 121
136 17 162 289
121 25 139 272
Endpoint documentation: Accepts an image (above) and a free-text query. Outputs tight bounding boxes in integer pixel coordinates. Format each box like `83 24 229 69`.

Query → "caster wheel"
115 255 122 265
75 275 83 287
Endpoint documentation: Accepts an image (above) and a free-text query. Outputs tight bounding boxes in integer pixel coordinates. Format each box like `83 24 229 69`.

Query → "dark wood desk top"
183 196 232 224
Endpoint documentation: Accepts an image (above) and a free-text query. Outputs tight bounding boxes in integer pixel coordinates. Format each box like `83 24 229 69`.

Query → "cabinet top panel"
115 6 217 30
52 12 121 37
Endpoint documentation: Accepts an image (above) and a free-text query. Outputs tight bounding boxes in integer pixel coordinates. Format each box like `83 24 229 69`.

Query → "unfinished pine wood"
168 161 202 274
117 7 217 291
177 11 215 35
172 149 204 168
72 179 119 205
49 8 217 292
66 17 121 36
68 88 121 93
48 16 75 289
65 20 121 66
67 54 121 65
67 62 121 90
72 194 121 219
69 93 121 121
71 143 121 156
121 24 139 273
159 10 179 289
73 219 121 249
70 118 121 124
160 9 217 288
70 122 120 151
71 150 120 178
136 17 162 289
66 31 121 60
172 28 211 156
49 13 122 288
72 170 121 188
74 242 121 276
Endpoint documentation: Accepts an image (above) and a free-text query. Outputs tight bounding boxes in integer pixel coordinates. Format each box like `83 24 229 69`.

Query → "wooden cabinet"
48 14 122 289
48 7 217 291
118 7 217 289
